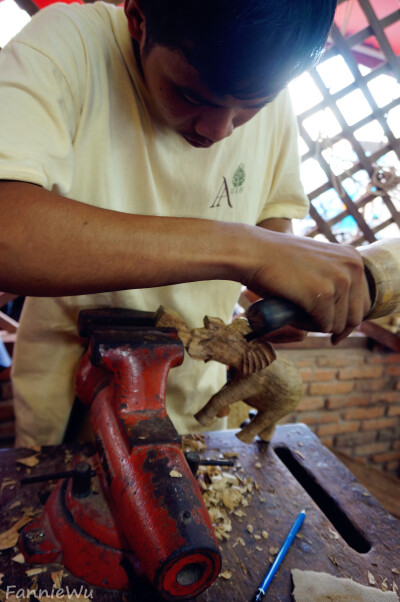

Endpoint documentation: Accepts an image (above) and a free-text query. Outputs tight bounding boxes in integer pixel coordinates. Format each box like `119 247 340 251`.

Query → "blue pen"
253 509 306 602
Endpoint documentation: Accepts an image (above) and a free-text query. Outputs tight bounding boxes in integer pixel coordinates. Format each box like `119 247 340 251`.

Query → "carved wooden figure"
156 308 302 443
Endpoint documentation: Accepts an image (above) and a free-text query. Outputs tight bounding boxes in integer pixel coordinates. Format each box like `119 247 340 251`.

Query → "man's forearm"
240 217 293 306
0 181 249 296
0 181 371 338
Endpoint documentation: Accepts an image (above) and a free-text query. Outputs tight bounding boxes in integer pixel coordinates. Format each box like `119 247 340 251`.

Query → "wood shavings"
214 518 232 541
29 575 39 593
328 527 339 540
8 501 21 510
198 463 255 541
223 452 239 458
256 546 263 552
207 505 226 521
254 462 262 469
261 530 269 539
221 490 239 512
0 477 16 492
393 582 398 595
232 537 245 548
214 472 239 490
381 578 389 592
294 449 305 460
12 553 25 564
368 571 377 585
253 534 261 540
240 561 248 576
51 569 64 588
182 434 206 453
219 570 233 580
16 455 40 468
392 568 399 575
246 524 253 534
0 513 33 550
269 546 279 556
169 470 182 478
21 506 39 517
328 555 340 567
25 567 47 577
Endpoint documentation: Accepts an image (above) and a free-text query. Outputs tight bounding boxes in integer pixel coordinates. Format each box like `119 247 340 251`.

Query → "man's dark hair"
138 0 337 99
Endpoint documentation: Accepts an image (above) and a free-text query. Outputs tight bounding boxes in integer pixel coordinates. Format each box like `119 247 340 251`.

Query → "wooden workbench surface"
1 424 399 601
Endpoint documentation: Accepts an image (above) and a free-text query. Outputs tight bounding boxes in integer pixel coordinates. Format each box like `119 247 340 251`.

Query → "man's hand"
240 228 371 341
245 217 369 344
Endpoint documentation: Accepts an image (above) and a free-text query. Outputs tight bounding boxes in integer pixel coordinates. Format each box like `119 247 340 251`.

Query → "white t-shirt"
0 2 309 446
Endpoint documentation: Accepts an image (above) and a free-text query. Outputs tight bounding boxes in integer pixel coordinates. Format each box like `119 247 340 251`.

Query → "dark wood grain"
333 450 400 520
1 425 399 602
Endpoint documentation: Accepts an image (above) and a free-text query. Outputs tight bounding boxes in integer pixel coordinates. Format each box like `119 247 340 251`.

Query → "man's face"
139 44 271 148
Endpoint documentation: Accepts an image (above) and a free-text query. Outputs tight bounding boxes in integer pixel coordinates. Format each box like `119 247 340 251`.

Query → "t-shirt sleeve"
0 6 84 193
257 89 309 223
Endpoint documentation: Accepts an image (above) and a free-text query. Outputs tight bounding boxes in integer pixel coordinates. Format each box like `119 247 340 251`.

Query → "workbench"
1 424 399 601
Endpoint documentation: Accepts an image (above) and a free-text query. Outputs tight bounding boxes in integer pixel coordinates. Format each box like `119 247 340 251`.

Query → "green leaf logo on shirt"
232 163 245 194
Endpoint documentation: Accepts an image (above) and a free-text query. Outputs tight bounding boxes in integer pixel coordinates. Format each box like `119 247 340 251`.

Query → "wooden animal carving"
187 316 276 375
156 307 302 443
196 355 302 443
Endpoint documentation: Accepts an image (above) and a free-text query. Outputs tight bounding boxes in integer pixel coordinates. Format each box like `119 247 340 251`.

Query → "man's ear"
124 0 146 44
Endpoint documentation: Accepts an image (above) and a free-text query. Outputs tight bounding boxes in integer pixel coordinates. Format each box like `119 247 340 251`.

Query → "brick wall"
277 333 400 476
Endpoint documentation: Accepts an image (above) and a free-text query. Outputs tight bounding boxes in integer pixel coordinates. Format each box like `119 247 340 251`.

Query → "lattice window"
291 0 400 246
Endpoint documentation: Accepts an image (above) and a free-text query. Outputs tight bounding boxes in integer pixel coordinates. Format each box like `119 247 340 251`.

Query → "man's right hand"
239 228 371 341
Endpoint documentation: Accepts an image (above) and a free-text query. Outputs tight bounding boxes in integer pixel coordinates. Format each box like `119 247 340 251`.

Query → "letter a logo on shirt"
210 164 246 208
210 177 233 208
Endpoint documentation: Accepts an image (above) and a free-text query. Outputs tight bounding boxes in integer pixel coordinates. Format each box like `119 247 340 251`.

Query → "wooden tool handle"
245 297 310 341
358 238 400 319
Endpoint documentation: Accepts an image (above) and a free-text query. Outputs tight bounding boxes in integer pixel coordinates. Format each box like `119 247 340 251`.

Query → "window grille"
294 0 400 246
